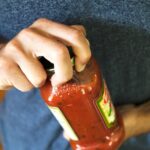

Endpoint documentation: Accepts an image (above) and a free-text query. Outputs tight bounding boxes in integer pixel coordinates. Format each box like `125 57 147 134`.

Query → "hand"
0 18 91 91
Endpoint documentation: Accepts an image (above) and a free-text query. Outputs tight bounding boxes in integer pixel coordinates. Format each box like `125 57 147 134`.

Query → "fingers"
0 56 33 91
0 19 91 90
50 53 73 86
17 56 47 88
31 18 91 72
4 39 47 88
71 25 86 36
71 25 90 47
8 66 33 92
15 28 72 86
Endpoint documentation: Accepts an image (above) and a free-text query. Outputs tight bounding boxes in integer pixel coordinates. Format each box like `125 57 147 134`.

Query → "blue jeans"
0 88 149 150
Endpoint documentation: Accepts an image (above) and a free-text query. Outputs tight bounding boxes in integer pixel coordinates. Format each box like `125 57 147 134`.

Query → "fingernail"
51 79 59 87
50 75 58 87
77 64 86 72
51 75 64 87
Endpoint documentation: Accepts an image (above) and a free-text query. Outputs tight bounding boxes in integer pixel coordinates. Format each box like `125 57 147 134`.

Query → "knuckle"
5 40 19 52
71 29 83 41
18 28 32 38
77 25 86 34
79 25 86 30
83 51 91 63
54 44 68 58
33 73 47 87
0 57 12 71
80 51 91 64
35 18 49 25
5 40 25 60
80 25 86 35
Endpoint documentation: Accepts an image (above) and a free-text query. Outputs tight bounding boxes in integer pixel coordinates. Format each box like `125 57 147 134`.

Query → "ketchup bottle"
40 57 125 150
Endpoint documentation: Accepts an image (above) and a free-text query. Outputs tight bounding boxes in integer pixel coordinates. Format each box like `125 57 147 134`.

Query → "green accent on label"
96 80 116 128
71 57 75 66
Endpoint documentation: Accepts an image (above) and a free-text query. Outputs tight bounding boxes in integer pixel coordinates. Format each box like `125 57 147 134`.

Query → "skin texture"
0 19 91 91
119 101 150 141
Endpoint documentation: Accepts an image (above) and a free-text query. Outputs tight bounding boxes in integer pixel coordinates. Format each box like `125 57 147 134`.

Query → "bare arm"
119 101 150 141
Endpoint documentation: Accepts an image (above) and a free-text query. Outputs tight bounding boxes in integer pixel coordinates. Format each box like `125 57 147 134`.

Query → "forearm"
131 101 150 136
120 101 150 141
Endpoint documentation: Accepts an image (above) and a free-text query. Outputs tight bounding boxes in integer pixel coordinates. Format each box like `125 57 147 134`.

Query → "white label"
48 106 79 141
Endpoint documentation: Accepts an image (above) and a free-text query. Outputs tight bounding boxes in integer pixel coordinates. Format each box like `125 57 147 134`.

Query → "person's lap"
0 88 149 150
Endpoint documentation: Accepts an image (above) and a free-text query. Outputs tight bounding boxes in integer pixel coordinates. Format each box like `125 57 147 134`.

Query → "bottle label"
96 80 116 128
48 106 79 141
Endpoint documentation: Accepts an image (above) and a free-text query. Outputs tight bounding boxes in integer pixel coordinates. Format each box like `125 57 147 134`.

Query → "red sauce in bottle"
40 58 125 150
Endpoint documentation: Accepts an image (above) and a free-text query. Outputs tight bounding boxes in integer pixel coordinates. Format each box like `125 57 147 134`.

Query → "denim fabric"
0 89 71 150
0 0 150 150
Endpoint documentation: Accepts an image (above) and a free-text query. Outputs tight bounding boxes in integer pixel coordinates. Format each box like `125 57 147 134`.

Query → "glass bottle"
40 57 125 150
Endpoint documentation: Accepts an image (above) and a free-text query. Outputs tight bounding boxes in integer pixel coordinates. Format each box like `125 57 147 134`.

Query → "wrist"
118 105 137 141
123 111 137 141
